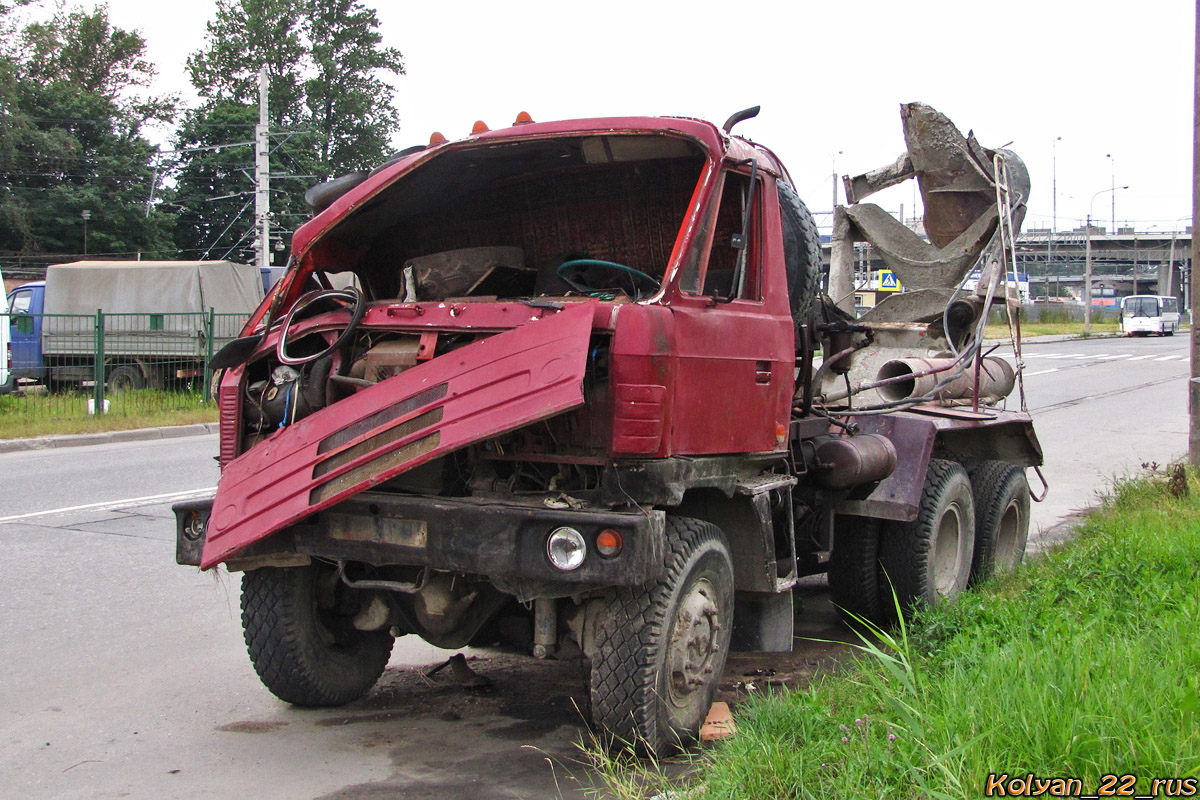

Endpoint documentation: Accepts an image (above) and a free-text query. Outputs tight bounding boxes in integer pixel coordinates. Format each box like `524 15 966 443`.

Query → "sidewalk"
0 422 219 454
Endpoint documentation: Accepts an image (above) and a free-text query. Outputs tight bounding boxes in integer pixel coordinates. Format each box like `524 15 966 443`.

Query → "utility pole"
1085 215 1094 335
255 67 270 271
1191 0 1200 466
1133 234 1138 296
1050 136 1061 294
1107 153 1116 232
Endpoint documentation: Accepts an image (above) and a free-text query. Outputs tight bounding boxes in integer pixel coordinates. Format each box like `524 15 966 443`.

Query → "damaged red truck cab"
176 110 1041 755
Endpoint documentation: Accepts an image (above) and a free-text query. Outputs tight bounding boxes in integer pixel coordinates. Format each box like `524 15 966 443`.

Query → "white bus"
1120 295 1180 336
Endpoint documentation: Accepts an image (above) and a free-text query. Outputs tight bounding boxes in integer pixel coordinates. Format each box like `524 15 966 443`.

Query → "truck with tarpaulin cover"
6 260 263 390
175 104 1043 755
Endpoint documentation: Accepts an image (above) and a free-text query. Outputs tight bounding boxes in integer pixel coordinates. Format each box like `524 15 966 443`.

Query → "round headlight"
547 527 587 571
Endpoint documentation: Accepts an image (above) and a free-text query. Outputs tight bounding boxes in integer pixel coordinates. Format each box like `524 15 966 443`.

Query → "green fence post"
204 307 215 402
93 309 105 415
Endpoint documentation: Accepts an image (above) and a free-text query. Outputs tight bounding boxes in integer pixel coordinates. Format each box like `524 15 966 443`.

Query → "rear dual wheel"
968 461 1030 584
880 459 976 616
828 514 887 628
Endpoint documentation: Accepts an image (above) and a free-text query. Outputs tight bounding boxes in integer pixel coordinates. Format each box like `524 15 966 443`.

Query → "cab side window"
701 171 761 300
9 290 31 314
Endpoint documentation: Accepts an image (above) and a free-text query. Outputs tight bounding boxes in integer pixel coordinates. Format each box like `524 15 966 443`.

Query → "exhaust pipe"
876 357 1015 402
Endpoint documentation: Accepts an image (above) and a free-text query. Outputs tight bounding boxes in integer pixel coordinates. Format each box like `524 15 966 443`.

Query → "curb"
0 422 220 454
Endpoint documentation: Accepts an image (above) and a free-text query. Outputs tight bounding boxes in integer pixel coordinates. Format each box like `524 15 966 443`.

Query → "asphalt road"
1008 334 1190 541
0 333 1190 799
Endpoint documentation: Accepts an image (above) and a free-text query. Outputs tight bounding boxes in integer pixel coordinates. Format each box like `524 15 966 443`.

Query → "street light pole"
80 209 91 256
1085 185 1129 336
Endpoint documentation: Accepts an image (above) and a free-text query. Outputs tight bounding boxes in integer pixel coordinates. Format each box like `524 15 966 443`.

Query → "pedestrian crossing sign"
879 270 900 291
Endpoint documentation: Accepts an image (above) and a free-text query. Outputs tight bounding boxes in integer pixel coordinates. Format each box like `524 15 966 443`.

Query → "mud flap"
201 302 596 568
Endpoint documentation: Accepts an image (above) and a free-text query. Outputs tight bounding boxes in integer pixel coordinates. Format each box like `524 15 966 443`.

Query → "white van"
0 265 10 393
1121 295 1181 336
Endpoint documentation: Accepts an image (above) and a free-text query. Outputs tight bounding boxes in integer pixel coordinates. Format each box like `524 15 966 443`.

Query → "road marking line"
1126 354 1157 360
1072 353 1105 359
0 487 216 525
1097 354 1132 360
1155 354 1184 361
1020 353 1059 358
1044 354 1081 359
1023 368 1061 377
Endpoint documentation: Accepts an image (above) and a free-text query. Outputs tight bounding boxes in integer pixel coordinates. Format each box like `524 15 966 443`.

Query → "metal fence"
1 311 247 430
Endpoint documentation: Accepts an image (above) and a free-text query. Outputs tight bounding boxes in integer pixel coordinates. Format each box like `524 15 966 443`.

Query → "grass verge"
0 388 217 439
985 321 1122 338
600 469 1200 799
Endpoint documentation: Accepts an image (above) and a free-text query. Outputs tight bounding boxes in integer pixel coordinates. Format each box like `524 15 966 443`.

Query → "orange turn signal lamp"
596 529 623 557
429 131 447 145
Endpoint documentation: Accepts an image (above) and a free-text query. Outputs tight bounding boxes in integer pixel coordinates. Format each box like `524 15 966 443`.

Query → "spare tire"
778 180 822 324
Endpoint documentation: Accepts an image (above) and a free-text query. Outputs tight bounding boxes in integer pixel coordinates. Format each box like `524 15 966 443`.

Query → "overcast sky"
60 1 1200 234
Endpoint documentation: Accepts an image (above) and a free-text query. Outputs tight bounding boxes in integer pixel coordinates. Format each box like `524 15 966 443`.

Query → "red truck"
176 105 1041 755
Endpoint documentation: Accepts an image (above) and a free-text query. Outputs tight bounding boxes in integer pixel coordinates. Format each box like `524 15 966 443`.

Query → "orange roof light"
471 120 490 134
514 111 534 125
429 131 447 145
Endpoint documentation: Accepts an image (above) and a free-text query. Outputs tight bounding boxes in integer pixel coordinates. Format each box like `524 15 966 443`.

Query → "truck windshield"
312 134 706 303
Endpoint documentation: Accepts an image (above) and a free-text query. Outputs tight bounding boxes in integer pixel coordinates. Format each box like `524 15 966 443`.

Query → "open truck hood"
201 302 596 569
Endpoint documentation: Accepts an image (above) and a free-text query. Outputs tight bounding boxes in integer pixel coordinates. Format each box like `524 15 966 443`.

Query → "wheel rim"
665 576 721 711
932 504 964 596
993 498 1023 568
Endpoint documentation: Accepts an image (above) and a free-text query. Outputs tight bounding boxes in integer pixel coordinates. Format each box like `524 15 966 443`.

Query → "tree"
0 5 176 259
186 0 307 128
172 0 404 263
304 0 403 173
169 100 260 261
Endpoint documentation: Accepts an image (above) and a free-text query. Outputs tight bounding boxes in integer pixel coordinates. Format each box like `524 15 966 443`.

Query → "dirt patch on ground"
228 579 860 799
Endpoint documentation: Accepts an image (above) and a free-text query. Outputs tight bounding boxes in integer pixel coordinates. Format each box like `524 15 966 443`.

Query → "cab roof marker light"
429 131 447 145
471 120 490 134
514 111 534 125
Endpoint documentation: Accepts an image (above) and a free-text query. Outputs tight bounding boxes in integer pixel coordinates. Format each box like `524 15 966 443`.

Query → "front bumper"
175 491 665 589
1123 318 1162 334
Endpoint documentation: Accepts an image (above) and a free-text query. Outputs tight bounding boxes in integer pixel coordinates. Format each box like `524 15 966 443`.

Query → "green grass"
985 320 1123 339
601 469 1200 799
0 388 217 439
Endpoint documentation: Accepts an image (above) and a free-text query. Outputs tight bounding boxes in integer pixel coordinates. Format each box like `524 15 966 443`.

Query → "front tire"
241 564 394 707
590 517 734 755
880 459 975 617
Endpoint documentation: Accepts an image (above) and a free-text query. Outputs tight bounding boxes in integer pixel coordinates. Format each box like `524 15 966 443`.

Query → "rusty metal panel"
837 410 1042 521
837 413 938 522
200 301 596 568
